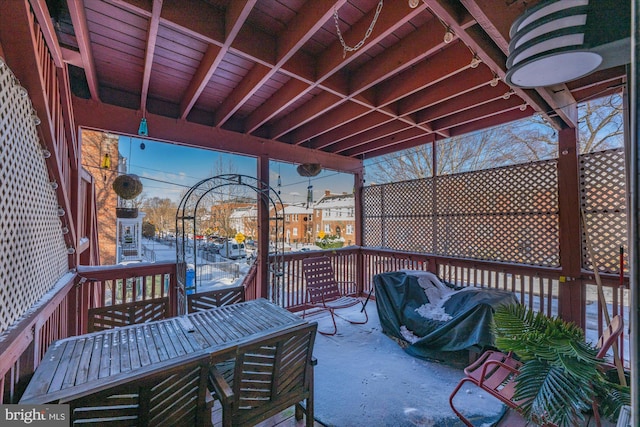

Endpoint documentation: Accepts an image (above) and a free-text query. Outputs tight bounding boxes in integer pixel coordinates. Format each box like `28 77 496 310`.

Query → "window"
346 224 353 234
324 224 331 233
293 227 298 236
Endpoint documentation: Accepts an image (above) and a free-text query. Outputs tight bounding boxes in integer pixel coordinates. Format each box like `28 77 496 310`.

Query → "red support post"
557 125 585 328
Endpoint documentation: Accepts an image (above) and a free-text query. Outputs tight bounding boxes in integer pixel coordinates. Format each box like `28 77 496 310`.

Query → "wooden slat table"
21 298 306 404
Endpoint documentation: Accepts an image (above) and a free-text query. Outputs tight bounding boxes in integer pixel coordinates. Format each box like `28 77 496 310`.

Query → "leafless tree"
140 197 178 235
367 94 623 183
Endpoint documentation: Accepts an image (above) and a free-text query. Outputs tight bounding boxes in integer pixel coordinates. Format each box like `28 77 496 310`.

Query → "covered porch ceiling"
41 0 628 170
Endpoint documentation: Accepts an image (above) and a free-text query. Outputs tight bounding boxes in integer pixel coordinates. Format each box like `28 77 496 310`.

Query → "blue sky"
119 136 355 204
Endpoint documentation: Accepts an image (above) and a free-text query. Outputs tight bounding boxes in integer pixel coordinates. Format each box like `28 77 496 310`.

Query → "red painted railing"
0 250 629 403
0 263 178 403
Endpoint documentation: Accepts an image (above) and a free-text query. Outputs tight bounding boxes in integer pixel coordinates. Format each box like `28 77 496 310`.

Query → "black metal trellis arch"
175 174 285 315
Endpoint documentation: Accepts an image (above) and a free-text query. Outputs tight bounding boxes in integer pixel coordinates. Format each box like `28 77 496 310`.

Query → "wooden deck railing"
0 249 629 403
0 263 179 403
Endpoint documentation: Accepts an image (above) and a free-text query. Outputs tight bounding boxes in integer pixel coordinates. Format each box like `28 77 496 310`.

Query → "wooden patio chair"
64 354 213 426
302 256 368 335
208 322 318 427
448 315 624 427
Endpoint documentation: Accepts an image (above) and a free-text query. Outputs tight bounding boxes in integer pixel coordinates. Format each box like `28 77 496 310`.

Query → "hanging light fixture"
443 27 455 44
408 0 420 8
469 54 481 68
507 2 590 86
138 117 148 136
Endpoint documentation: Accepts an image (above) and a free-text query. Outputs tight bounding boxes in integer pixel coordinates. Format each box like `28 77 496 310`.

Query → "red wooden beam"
72 96 362 174
220 0 343 129
189 0 258 123
374 42 471 106
332 121 416 154
179 44 223 119
140 0 162 115
67 0 100 101
264 3 429 139
398 66 495 116
343 127 431 158
416 83 508 124
305 110 392 150
426 0 576 130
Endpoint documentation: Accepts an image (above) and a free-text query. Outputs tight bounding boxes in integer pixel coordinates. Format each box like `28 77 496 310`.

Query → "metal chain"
333 0 384 58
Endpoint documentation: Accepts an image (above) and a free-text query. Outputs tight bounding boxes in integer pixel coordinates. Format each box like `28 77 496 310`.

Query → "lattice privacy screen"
363 160 560 267
0 59 68 335
364 151 630 272
580 148 628 274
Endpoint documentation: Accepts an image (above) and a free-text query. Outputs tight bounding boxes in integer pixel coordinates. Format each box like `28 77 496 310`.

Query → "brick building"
81 131 119 265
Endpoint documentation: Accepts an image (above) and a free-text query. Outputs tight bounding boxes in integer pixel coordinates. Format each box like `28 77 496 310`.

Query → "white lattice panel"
0 59 68 334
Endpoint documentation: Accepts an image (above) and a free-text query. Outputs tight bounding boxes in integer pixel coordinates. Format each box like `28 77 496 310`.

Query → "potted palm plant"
493 304 629 427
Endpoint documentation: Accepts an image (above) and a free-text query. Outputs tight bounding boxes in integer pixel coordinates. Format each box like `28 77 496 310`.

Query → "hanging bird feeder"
112 174 143 199
297 163 322 177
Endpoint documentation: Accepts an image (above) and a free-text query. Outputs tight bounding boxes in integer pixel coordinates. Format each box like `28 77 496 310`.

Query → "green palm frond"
492 304 627 427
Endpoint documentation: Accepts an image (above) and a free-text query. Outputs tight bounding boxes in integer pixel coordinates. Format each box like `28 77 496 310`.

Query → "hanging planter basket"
116 207 139 218
112 174 143 200
297 163 322 177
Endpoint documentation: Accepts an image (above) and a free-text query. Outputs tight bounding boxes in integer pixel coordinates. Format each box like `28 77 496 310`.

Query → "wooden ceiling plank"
458 0 530 55
342 127 430 158
317 2 428 79
375 42 471 106
292 103 373 146
270 91 344 138
332 121 413 154
449 108 531 137
72 96 362 173
428 0 576 129
66 0 100 101
416 83 508 124
109 0 152 17
397 66 494 116
179 44 222 119
349 22 445 94
157 0 225 46
244 78 309 133
277 0 346 63
241 0 346 132
431 96 523 130
140 0 162 115
356 132 436 159
213 62 272 125
252 3 428 141
179 1 255 119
